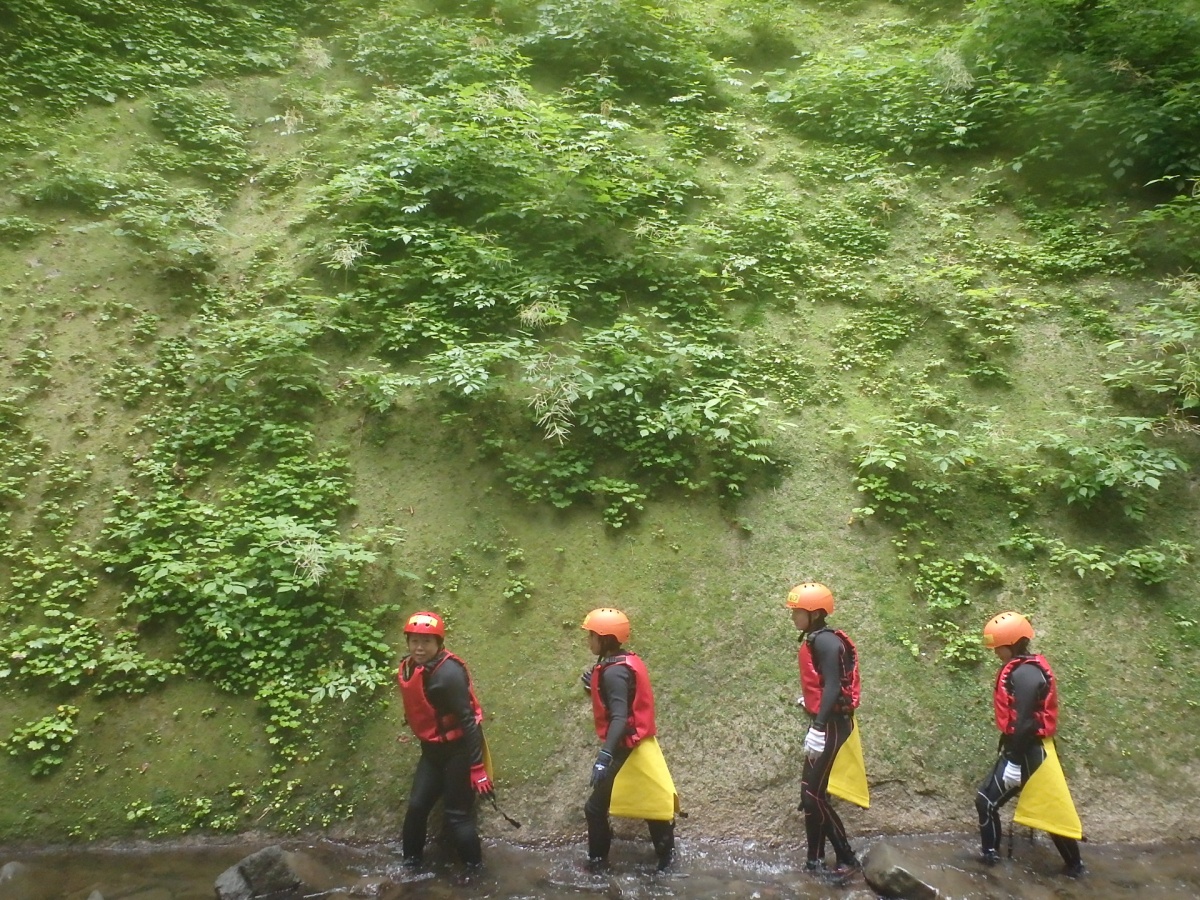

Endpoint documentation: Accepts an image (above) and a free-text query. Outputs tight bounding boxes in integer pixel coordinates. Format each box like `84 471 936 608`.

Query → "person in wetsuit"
976 610 1084 876
786 582 862 881
580 607 675 872
396 610 493 870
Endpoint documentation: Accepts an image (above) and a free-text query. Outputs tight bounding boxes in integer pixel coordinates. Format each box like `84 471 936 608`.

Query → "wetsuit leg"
975 754 1019 856
403 741 482 867
647 818 675 868
440 740 483 866
585 775 615 860
584 747 631 861
402 747 445 862
800 715 855 866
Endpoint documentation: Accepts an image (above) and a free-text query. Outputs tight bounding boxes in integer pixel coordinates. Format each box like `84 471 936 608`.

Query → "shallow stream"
1 833 1198 899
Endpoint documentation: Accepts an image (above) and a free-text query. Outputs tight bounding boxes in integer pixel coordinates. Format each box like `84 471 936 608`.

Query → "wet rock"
0 861 31 886
341 875 391 896
863 843 940 899
214 845 310 900
282 850 340 892
0 861 66 900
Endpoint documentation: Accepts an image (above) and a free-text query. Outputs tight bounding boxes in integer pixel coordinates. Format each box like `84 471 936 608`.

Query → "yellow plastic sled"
828 719 870 809
1014 737 1083 840
609 736 681 821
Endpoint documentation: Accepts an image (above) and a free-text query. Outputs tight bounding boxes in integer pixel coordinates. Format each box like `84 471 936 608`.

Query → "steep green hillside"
2 0 1198 843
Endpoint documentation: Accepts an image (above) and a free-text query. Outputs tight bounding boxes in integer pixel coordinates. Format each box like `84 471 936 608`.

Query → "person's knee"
585 795 609 822
443 803 474 827
975 791 994 822
800 791 823 817
405 801 435 825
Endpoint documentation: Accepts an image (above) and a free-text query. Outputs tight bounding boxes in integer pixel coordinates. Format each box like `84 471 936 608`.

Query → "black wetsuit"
975 657 1082 871
584 657 675 866
401 651 485 867
800 628 858 868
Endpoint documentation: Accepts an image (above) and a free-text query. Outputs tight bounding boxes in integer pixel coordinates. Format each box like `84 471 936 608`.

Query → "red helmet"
581 608 630 644
785 582 834 615
404 611 446 638
982 611 1033 649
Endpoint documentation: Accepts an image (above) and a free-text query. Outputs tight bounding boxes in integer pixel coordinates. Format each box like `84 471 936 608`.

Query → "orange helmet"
581 608 630 644
404 611 446 638
785 582 834 615
982 611 1033 649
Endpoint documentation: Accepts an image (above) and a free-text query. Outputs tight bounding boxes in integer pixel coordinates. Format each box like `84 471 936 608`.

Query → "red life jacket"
993 654 1058 737
397 650 483 743
798 628 861 716
590 651 657 749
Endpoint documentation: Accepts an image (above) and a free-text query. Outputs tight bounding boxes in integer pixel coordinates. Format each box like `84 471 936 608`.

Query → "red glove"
470 763 494 798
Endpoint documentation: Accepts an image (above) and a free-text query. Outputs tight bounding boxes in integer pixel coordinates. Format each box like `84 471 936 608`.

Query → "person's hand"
590 749 614 786
580 667 593 693
1001 760 1022 791
803 726 826 760
470 763 495 799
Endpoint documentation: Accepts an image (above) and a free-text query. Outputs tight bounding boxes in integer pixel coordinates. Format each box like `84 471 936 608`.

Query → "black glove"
590 749 614 786
580 667 593 693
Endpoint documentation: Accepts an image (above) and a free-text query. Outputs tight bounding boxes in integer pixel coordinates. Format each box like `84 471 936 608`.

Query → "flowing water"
1 833 1197 899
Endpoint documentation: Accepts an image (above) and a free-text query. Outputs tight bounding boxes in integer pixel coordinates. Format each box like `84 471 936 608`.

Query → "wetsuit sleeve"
1003 662 1047 760
810 630 846 730
426 657 485 767
598 663 633 756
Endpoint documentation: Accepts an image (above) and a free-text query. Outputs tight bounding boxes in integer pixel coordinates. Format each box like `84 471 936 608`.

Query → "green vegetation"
1 0 1198 842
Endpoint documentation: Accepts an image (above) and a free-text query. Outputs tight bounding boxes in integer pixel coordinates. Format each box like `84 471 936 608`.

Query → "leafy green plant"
0 0 301 111
848 413 988 523
3 706 79 776
18 165 134 213
1028 416 1187 520
0 619 181 694
150 88 253 186
519 0 719 100
1126 186 1200 270
805 204 891 261
0 216 50 246
960 0 1200 182
1013 207 1136 278
14 335 53 389
831 306 917 371
1003 525 1190 588
1103 276 1200 412
766 45 992 156
743 341 843 413
0 393 44 511
1117 543 1192 585
1000 528 1192 585
110 181 223 276
351 14 529 90
695 183 816 307
913 553 1004 611
928 620 989 665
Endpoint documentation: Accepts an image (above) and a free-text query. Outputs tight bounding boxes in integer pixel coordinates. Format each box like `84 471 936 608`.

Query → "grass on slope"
1 0 1198 843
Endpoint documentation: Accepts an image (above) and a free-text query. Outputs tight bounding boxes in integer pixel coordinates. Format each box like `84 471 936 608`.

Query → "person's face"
407 632 440 664
587 631 603 655
993 644 1014 663
791 607 812 633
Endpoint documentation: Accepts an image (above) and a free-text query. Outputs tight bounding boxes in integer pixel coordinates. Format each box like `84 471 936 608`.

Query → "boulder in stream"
213 845 335 900
863 842 940 899
0 860 67 900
